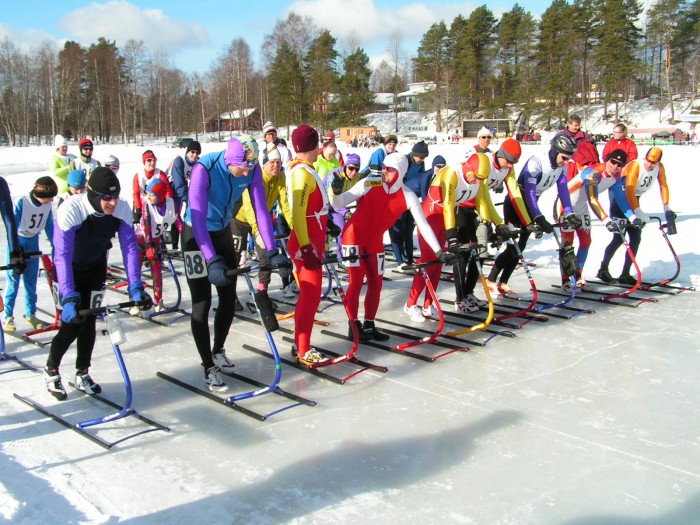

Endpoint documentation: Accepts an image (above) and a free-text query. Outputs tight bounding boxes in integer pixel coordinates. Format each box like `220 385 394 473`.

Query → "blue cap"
67 169 87 189
345 153 361 167
432 155 446 168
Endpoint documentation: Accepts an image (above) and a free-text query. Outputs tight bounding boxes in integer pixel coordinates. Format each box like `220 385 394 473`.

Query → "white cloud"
58 1 209 53
0 23 59 53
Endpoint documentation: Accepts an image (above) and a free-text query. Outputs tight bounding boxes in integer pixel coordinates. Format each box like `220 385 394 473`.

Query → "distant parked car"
172 137 194 148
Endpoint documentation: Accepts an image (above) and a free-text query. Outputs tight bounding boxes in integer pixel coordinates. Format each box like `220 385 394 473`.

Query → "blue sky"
0 0 547 74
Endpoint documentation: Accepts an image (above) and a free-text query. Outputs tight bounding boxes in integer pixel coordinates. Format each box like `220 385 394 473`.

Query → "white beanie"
55 134 67 148
477 127 493 138
260 142 282 165
262 121 276 135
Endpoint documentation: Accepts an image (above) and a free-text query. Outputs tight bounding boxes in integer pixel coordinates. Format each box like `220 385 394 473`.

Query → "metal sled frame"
445 244 516 343
14 301 170 449
491 235 548 327
639 216 695 293
535 229 594 317
145 255 191 326
158 266 316 420
599 225 659 307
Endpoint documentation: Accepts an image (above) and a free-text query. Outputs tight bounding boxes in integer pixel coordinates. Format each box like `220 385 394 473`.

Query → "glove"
206 255 233 287
9 248 27 275
533 215 554 234
436 250 457 265
563 213 583 229
665 210 677 222
264 248 279 260
128 282 154 311
633 208 650 224
331 173 345 195
632 218 645 229
493 182 504 194
299 244 320 270
605 220 621 233
133 208 142 225
61 292 84 324
327 218 341 238
496 223 512 240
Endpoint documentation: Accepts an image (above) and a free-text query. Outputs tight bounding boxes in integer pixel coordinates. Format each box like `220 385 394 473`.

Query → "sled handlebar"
79 300 145 316
226 260 293 277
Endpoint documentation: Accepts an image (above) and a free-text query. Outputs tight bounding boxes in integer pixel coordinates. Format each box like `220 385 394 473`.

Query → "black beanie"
411 140 429 158
186 140 202 154
87 167 120 211
33 176 58 199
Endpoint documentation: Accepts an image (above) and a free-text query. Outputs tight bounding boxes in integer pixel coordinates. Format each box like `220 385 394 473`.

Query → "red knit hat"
79 138 93 149
142 150 157 163
292 125 319 153
496 139 522 163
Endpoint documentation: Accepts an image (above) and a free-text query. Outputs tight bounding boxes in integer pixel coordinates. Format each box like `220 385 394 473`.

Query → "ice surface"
0 138 698 524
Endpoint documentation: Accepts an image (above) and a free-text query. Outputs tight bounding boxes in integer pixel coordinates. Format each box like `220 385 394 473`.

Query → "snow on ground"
0 133 699 524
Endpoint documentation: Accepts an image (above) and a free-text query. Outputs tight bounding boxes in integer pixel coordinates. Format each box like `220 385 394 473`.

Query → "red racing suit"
331 175 441 321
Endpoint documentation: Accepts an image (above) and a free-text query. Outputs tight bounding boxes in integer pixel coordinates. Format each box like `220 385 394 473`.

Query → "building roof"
219 108 257 120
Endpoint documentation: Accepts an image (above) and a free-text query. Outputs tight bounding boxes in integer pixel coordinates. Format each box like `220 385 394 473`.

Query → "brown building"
338 126 378 144
204 108 261 134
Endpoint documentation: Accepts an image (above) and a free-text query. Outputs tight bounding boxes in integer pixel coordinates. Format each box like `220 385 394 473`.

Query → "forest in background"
0 0 698 146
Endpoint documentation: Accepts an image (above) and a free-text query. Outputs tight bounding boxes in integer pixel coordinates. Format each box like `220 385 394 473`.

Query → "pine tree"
336 48 373 125
303 30 339 130
269 41 305 127
414 22 449 130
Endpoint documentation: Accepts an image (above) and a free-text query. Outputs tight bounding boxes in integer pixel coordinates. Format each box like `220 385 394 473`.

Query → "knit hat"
67 169 87 189
87 167 120 211
323 130 335 142
384 135 398 145
142 150 157 163
345 153 361 167
186 140 202 154
645 147 663 163
146 178 168 205
292 124 319 153
262 121 277 135
605 148 628 166
79 138 93 149
225 135 259 168
260 142 282 165
32 176 58 199
54 134 67 148
432 155 446 168
496 138 522 163
411 140 429 158
477 127 493 138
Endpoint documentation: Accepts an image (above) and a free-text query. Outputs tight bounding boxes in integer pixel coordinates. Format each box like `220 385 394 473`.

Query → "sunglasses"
479 136 492 139
346 166 359 172
434 164 445 169
610 160 625 167
81 146 93 150
560 155 572 161
89 186 120 201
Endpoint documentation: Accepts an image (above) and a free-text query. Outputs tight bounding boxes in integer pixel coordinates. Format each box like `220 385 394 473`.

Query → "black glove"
496 223 512 240
331 174 345 195
445 228 460 254
9 248 27 275
206 255 233 287
533 215 554 234
265 248 279 260
563 213 583 229
133 208 142 225
436 250 457 265
665 210 677 222
493 182 504 194
632 218 645 229
665 210 677 235
606 220 621 233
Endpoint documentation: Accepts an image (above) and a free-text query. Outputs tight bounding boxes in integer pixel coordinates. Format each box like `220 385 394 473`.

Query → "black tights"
182 225 239 372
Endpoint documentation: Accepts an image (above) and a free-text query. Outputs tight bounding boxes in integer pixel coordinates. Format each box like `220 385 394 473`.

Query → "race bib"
341 244 361 267
184 250 208 279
